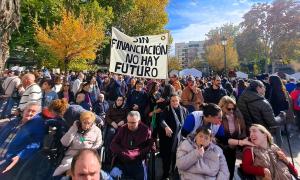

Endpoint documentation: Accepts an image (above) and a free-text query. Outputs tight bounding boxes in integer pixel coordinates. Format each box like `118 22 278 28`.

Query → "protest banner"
109 27 168 79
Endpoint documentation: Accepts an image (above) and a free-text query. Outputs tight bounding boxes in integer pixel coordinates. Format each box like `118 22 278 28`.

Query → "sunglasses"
227 107 235 111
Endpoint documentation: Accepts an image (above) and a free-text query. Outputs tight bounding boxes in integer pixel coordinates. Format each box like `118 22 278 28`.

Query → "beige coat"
53 121 102 176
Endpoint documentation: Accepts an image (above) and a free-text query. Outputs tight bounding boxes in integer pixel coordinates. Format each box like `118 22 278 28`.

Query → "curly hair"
48 99 69 116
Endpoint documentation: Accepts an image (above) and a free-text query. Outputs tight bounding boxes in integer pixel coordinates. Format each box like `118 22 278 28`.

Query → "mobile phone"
76 121 85 134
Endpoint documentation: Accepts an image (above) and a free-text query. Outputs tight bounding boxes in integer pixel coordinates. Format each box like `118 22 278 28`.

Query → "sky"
166 0 271 47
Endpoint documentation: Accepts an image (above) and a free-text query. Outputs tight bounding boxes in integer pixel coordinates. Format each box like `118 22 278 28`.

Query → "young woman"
181 103 223 138
218 96 252 180
41 79 58 108
267 75 289 147
241 124 298 180
48 99 103 128
57 82 75 104
88 76 100 104
176 128 230 180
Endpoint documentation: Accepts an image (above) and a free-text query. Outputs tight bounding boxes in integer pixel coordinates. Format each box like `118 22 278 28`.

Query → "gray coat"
237 89 277 129
176 137 229 180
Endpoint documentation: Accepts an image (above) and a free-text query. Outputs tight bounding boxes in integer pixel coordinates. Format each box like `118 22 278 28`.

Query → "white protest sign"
109 27 168 79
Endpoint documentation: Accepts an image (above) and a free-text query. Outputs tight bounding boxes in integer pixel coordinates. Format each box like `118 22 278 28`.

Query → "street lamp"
221 36 227 76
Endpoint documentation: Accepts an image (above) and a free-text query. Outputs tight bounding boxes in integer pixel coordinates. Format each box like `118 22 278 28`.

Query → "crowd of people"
0 68 299 180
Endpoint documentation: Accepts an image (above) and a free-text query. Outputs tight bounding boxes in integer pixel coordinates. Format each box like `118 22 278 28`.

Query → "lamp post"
221 36 227 77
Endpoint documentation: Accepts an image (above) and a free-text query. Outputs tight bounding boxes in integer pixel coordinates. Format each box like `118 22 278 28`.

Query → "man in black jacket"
237 80 284 146
203 75 227 104
237 80 277 129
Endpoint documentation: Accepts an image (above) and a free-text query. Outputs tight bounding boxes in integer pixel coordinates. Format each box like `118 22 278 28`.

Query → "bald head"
22 73 36 88
71 149 101 180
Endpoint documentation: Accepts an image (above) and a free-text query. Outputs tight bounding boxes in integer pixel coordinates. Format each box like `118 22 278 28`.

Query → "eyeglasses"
227 107 235 111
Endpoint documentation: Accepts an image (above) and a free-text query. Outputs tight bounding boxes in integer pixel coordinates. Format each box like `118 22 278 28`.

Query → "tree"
98 0 170 64
9 0 63 67
119 0 169 36
35 9 105 71
204 23 240 47
240 0 300 72
203 24 240 73
0 0 21 70
205 38 239 72
168 57 182 71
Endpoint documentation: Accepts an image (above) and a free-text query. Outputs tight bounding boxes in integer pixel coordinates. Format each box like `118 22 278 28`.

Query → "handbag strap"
4 77 17 94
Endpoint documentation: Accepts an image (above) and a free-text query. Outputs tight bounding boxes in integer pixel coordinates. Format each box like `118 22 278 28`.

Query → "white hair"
128 111 141 121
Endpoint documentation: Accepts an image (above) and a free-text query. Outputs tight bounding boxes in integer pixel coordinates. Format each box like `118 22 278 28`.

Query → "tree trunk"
64 57 69 73
0 0 21 70
0 32 10 70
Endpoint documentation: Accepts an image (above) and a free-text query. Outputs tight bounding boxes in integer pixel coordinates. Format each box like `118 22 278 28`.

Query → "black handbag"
11 88 21 100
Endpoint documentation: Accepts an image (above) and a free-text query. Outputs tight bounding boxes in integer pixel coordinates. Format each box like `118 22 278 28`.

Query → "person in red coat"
290 82 300 130
241 124 298 180
110 111 155 180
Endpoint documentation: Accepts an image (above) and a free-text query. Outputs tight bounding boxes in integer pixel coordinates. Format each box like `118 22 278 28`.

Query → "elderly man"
18 73 42 112
110 111 155 180
0 102 45 179
93 93 109 117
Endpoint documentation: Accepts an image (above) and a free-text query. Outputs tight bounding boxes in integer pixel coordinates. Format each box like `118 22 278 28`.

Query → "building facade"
175 41 205 68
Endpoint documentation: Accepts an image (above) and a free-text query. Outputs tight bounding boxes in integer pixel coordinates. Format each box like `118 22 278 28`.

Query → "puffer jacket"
237 88 277 129
176 137 229 180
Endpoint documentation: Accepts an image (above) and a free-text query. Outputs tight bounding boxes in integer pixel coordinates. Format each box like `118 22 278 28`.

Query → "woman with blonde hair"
241 124 298 180
218 96 252 180
53 111 102 176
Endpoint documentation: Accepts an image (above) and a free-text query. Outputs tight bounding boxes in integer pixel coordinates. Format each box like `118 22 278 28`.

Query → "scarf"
171 106 184 152
252 145 292 180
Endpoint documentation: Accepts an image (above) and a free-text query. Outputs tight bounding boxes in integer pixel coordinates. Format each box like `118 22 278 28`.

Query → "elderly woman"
241 124 298 180
218 96 253 180
104 96 128 160
176 127 230 180
158 94 188 179
53 111 102 176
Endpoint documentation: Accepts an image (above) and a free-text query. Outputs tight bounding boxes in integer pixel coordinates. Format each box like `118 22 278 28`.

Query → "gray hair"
24 102 41 112
249 80 264 92
127 111 141 121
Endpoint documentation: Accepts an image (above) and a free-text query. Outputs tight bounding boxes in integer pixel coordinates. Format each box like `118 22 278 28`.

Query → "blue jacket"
0 114 46 161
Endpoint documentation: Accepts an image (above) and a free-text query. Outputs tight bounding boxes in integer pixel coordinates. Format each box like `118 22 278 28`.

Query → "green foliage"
9 0 170 69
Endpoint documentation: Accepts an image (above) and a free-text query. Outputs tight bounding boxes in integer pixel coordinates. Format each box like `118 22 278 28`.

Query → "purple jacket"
110 122 155 163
